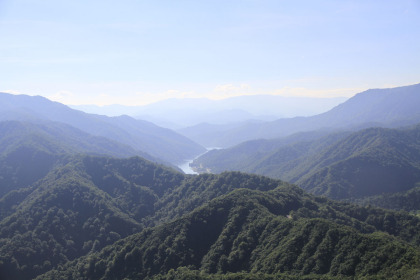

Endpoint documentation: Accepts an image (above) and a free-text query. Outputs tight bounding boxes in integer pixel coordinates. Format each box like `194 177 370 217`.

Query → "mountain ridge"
180 83 420 147
192 124 420 203
71 95 347 128
0 92 205 163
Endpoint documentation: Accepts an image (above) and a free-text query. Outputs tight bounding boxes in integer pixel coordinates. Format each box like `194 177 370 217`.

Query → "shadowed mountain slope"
0 92 205 163
193 124 420 202
0 152 419 280
0 120 162 197
37 186 420 280
180 83 420 147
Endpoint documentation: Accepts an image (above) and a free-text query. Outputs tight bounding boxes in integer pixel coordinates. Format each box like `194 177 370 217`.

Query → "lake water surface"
178 147 221 174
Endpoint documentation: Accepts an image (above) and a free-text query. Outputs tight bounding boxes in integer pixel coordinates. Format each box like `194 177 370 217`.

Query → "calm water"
178 159 198 174
178 147 221 174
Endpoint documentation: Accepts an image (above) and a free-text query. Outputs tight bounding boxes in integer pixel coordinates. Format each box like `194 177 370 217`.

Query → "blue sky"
1 0 419 105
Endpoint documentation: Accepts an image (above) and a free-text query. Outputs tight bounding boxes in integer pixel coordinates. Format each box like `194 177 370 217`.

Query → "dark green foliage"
0 120 161 198
349 185 420 213
148 267 353 280
193 124 420 203
37 188 420 280
0 162 143 279
0 186 34 220
297 126 420 199
0 154 185 280
1 152 419 279
0 142 59 197
150 172 286 226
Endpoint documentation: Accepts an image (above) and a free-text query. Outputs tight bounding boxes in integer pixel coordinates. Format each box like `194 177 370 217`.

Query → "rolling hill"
0 151 419 279
180 83 420 147
192 124 420 204
36 177 420 280
0 92 205 164
72 95 347 128
0 120 167 197
1 85 420 279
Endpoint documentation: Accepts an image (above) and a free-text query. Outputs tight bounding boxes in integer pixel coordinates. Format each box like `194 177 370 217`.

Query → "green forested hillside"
193 125 420 204
0 120 163 197
0 155 184 280
350 185 420 213
0 120 151 158
1 153 419 279
0 92 206 164
296 125 420 199
37 187 420 280
191 130 349 177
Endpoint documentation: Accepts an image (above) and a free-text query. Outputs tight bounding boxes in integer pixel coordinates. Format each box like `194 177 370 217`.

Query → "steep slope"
180 83 420 147
193 125 420 202
296 126 420 199
0 120 160 197
191 129 349 175
0 92 205 163
0 120 146 158
0 154 289 280
0 155 184 280
2 150 420 279
350 185 420 213
37 187 420 280
0 163 142 280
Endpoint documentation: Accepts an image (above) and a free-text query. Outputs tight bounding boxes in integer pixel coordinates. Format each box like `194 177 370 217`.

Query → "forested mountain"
0 120 148 159
0 155 184 279
37 180 420 280
0 92 205 163
180 83 420 147
192 124 420 205
0 120 167 197
2 87 420 279
350 186 420 213
0 152 419 279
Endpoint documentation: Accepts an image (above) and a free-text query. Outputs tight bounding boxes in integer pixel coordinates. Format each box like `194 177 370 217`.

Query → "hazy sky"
1 0 419 105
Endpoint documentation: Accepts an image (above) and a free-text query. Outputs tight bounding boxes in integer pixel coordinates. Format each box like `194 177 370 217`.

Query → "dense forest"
1 85 420 279
0 148 419 279
192 124 420 213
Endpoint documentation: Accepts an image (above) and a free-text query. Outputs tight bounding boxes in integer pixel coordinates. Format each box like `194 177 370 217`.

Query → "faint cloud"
2 89 21 95
179 91 197 98
166 89 180 95
272 87 363 98
49 90 73 99
211 83 253 99
47 90 75 104
215 84 250 92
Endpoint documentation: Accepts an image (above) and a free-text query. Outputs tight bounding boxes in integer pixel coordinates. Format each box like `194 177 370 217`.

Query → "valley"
2 1 420 279
1 84 420 279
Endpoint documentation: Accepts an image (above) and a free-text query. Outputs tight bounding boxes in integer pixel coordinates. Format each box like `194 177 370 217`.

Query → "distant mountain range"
72 95 347 129
0 92 205 164
180 83 420 147
1 84 420 279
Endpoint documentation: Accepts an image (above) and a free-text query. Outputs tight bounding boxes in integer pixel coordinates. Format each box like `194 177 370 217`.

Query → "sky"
0 0 419 106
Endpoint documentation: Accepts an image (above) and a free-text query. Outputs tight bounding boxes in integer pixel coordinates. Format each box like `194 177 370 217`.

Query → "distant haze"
72 95 347 128
1 1 419 105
